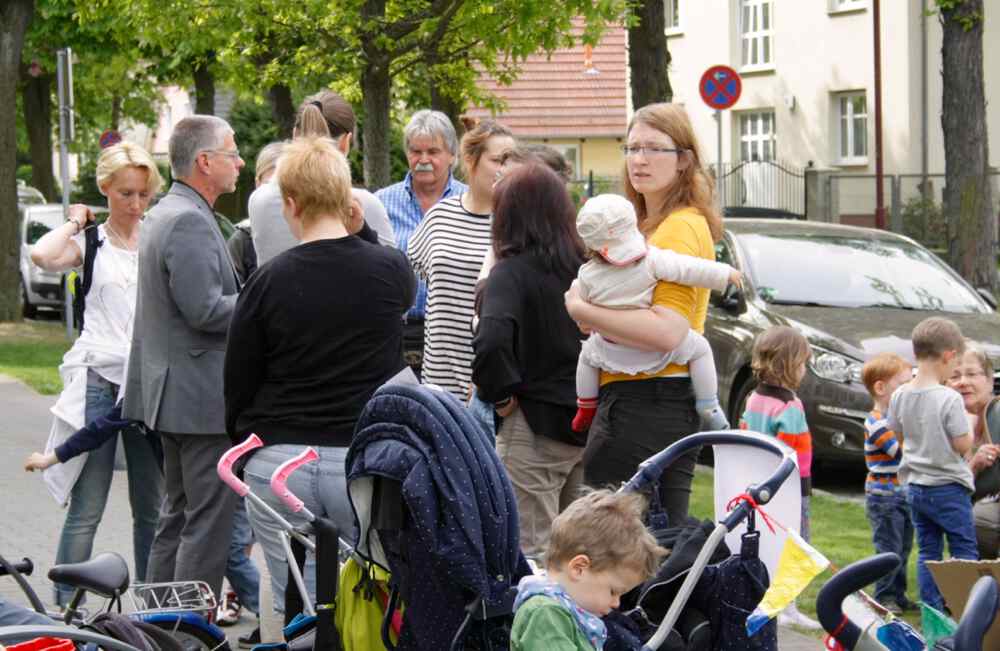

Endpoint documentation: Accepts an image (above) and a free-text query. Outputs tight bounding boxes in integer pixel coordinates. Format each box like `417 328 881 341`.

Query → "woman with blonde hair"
31 141 164 606
249 90 395 266
225 136 415 616
408 119 515 398
564 103 721 524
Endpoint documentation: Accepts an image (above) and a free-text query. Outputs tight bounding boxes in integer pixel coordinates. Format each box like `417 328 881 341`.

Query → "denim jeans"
54 370 163 605
226 497 260 613
467 393 496 443
866 489 914 603
906 482 978 610
244 445 355 613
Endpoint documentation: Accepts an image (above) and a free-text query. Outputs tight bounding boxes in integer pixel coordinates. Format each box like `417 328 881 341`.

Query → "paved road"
0 375 821 649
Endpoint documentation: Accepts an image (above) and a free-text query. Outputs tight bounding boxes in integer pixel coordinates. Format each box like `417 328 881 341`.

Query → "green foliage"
228 98 280 185
901 196 947 250
931 0 983 31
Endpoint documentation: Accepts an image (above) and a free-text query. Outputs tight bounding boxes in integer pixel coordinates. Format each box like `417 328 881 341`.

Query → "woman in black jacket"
472 164 586 559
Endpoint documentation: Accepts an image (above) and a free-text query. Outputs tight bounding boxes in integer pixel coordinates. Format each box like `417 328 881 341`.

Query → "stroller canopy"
346 384 527 649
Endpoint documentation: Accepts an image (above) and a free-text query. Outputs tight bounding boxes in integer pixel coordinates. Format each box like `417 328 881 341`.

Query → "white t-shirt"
70 224 138 385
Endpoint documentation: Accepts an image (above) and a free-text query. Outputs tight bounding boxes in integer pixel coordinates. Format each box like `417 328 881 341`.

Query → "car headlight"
810 348 862 384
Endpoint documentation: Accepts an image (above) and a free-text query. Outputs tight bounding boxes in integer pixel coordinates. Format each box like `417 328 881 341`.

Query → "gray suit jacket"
123 182 239 434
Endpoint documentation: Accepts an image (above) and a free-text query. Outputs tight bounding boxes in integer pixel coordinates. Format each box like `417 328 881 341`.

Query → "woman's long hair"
491 164 584 277
623 103 722 241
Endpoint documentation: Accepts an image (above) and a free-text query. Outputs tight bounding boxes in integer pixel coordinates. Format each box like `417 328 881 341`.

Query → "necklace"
104 220 139 252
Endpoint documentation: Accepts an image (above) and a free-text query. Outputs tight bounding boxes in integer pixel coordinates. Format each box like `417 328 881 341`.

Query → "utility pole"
872 0 886 229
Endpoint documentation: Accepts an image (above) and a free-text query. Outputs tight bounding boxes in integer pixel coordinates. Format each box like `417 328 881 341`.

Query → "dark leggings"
582 376 700 525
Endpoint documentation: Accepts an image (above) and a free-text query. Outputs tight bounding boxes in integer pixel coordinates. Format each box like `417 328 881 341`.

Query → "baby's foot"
572 398 598 432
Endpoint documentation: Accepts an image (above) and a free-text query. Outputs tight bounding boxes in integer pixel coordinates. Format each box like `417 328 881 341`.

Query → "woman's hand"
564 281 594 335
495 396 518 418
24 451 58 472
67 204 95 232
971 443 1000 474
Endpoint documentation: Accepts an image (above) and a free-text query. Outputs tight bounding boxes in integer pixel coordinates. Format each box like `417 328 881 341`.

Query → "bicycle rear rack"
127 581 217 617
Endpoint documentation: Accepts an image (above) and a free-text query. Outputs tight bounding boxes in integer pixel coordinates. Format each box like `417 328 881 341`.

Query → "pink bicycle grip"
271 447 319 513
217 434 264 497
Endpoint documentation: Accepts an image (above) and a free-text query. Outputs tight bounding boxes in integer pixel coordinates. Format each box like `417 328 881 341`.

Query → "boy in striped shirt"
862 352 915 614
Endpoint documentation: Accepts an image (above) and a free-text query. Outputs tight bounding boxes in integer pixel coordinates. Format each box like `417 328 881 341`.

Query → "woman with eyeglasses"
564 103 723 525
947 344 1000 558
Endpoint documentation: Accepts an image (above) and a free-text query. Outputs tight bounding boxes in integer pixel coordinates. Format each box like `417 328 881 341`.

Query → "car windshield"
25 208 65 245
738 232 988 314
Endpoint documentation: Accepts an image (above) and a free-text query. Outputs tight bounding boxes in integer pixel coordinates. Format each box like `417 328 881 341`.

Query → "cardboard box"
926 559 1000 647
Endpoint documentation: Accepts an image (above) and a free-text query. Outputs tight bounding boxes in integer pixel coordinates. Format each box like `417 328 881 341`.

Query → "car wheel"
19 278 37 319
731 374 757 427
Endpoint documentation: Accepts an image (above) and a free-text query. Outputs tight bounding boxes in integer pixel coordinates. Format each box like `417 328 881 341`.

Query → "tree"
628 0 673 108
0 0 34 322
937 0 996 293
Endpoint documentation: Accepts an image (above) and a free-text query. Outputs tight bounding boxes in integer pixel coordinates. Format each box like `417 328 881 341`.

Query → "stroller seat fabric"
346 384 531 650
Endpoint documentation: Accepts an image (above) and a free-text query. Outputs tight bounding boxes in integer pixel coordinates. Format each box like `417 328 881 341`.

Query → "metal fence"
718 159 807 216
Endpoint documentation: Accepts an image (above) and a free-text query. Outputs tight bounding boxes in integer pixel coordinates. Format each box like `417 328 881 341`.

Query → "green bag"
921 602 958 648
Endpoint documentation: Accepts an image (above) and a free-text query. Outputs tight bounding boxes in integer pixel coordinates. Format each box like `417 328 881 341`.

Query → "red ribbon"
724 492 782 534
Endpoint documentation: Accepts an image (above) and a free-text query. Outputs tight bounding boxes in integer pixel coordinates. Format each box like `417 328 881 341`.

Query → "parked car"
17 180 46 206
706 219 1000 469
18 203 107 318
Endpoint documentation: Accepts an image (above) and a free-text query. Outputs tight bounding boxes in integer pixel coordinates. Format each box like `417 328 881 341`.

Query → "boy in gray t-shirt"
885 317 977 611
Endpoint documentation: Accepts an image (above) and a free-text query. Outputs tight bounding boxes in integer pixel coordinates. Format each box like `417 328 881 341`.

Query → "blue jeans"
467 393 496 443
226 497 260 613
866 489 914 603
0 596 51 626
906 482 978 610
54 370 163 605
244 445 355 613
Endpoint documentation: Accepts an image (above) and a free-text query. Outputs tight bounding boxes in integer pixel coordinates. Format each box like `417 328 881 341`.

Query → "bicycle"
0 551 231 651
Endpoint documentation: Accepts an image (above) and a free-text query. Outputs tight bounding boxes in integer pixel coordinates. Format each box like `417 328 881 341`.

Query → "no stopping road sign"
699 65 742 110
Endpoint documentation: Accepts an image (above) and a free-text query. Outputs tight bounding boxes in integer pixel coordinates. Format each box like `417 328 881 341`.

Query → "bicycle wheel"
141 615 231 651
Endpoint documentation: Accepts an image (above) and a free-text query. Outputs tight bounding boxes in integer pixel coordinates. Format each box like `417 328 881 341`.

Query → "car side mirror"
712 283 747 314
976 287 997 310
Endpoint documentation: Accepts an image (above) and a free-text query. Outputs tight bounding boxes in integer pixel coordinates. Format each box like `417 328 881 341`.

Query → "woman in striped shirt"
408 120 515 398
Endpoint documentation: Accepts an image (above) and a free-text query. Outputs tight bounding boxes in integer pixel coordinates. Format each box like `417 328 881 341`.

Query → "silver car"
19 203 69 317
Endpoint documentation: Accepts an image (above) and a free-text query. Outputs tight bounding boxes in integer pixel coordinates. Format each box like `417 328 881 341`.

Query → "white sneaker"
777 602 822 630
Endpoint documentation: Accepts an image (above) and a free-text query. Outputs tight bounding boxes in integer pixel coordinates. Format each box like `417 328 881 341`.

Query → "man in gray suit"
124 115 244 599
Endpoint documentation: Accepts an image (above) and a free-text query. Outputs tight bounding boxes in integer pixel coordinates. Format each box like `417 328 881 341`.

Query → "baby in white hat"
572 194 741 432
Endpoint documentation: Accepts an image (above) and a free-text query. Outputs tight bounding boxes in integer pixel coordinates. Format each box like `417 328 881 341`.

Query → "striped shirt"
408 196 491 398
375 172 468 320
864 408 903 496
740 383 813 494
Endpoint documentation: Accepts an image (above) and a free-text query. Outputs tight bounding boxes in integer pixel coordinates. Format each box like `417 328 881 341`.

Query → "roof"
464 21 627 139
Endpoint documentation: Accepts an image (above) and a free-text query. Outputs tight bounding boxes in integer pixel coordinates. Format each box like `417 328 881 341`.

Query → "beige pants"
495 407 585 560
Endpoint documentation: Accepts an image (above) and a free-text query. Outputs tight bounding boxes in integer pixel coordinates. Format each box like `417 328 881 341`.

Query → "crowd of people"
8 92 997 650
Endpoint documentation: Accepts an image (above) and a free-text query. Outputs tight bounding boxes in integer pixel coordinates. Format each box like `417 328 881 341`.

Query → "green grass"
0 320 72 394
686 467 921 637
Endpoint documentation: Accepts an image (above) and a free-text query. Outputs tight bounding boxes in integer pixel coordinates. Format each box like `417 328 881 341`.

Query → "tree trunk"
22 71 57 202
111 94 122 131
430 83 466 140
193 58 215 115
0 0 34 322
361 0 391 190
267 83 295 140
940 0 996 292
628 0 673 109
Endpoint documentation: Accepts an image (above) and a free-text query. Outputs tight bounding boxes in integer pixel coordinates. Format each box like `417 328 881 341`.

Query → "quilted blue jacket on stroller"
346 383 531 650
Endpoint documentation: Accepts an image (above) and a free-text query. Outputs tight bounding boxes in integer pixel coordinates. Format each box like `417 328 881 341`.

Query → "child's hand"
728 268 743 288
24 451 58 472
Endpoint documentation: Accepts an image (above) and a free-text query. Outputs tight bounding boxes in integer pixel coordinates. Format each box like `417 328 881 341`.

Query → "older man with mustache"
376 110 467 377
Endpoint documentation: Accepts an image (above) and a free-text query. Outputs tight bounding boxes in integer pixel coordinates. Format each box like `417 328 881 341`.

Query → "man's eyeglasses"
204 149 241 160
621 145 684 158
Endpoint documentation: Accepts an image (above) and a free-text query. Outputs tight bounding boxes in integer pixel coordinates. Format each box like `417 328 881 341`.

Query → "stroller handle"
217 434 264 497
951 575 1000 651
271 447 320 516
815 552 899 650
622 430 797 515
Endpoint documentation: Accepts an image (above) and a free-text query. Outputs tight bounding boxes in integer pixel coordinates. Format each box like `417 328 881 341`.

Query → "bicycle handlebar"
0 558 33 577
270 447 319 515
815 552 899 650
217 434 263 497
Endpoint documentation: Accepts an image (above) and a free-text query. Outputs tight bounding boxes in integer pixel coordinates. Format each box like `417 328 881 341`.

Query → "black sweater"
472 252 585 446
224 235 416 447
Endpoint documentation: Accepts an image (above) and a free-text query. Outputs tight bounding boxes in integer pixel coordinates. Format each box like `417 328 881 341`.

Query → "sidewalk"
0 374 821 648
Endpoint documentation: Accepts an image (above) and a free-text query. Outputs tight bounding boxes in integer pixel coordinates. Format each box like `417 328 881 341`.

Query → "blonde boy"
861 353 914 613
511 491 666 650
886 317 977 611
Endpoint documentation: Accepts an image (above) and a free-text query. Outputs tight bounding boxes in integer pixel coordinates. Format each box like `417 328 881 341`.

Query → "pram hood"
346 383 524 605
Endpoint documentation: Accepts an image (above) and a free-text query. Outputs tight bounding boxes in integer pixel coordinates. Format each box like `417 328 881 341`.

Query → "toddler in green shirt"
511 490 667 650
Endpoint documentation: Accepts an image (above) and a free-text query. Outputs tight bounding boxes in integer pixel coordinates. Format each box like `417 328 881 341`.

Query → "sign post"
699 65 742 212
57 48 75 338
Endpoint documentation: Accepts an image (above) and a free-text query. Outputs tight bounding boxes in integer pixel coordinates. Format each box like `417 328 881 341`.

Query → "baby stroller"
345 382 797 651
816 553 1000 651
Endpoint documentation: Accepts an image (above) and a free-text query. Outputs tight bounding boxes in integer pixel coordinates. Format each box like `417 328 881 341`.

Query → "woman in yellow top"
564 103 722 524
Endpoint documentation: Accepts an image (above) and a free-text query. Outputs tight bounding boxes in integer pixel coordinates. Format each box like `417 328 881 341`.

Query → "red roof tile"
464 21 627 138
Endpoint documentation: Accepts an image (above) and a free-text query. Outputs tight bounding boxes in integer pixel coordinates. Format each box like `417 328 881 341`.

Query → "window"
664 0 681 33
829 0 866 13
547 143 581 180
738 110 776 162
837 92 868 163
739 0 773 70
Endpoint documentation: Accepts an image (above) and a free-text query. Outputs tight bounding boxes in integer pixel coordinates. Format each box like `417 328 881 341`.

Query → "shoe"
216 591 241 627
698 405 730 431
776 603 822 630
238 626 260 649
